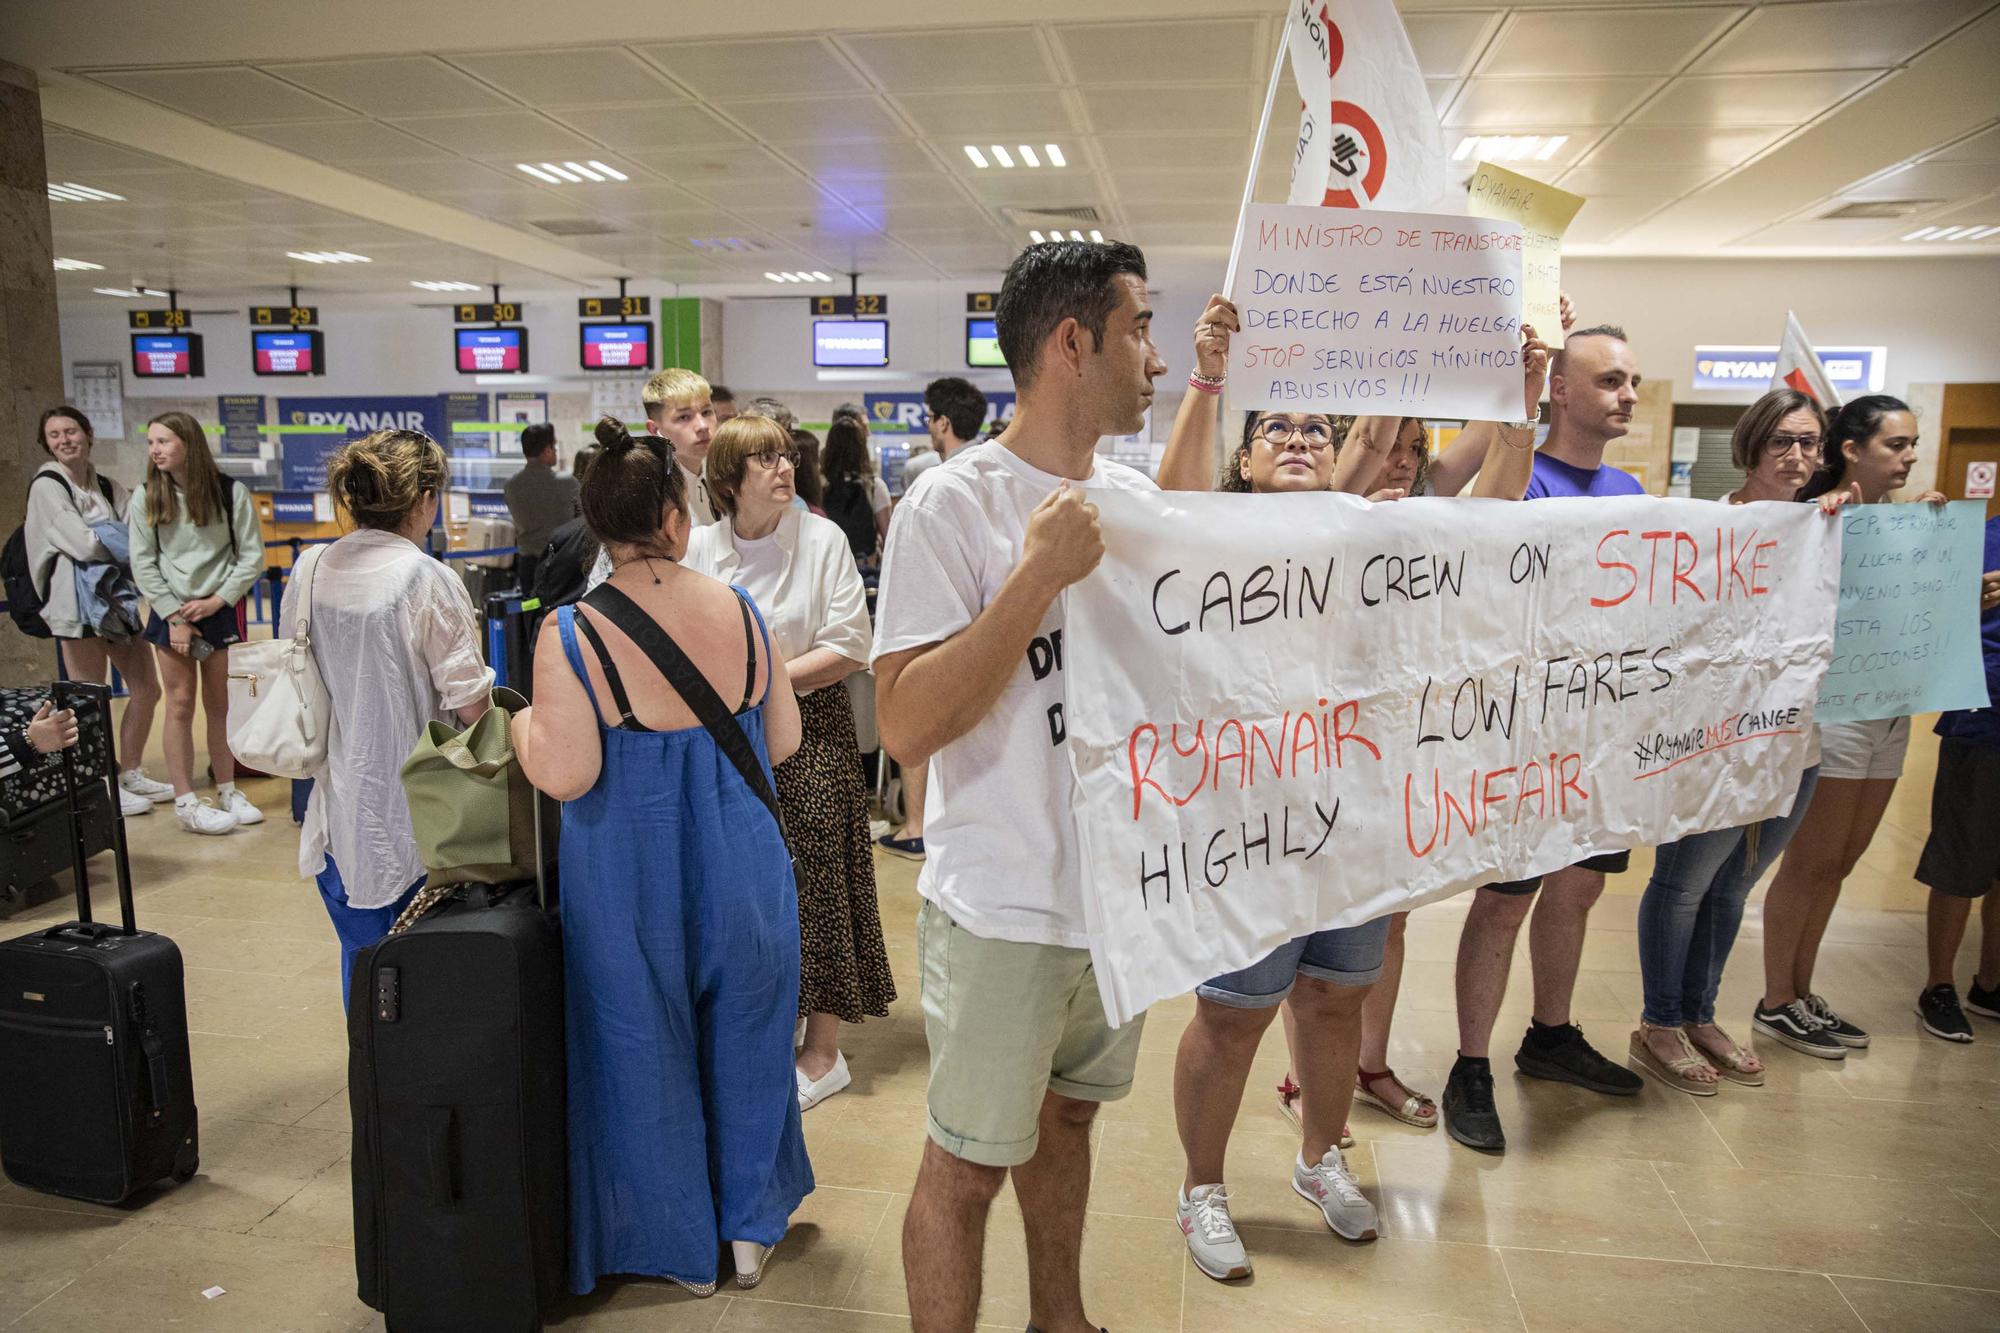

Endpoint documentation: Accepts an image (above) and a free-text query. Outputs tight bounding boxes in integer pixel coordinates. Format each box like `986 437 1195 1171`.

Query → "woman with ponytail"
517 417 811 1298
292 430 491 1005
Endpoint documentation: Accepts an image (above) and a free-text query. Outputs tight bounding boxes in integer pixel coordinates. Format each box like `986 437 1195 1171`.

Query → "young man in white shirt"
878 376 991 862
642 367 718 527
873 240 1165 1333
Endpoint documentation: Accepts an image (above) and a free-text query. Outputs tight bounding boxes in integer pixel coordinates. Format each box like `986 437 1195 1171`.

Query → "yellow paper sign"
1464 161 1585 349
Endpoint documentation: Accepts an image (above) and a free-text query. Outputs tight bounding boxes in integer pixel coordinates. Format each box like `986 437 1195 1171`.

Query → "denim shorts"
1197 915 1392 1008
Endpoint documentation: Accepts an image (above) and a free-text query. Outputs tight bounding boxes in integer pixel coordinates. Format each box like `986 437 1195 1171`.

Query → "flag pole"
1223 24 1292 299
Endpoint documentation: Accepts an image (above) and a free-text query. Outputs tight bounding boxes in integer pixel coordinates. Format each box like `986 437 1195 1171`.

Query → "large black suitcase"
0 681 200 1203
349 792 564 1332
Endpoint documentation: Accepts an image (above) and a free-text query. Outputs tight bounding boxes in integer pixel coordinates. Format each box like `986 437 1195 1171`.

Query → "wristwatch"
1502 419 1540 433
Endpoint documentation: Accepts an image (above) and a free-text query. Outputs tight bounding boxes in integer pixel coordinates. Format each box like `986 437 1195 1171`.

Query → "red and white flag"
1285 0 1447 210
1773 310 1842 407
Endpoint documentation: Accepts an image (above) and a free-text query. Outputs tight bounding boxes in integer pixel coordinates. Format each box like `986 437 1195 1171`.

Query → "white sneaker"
216 785 264 826
1292 1146 1378 1240
118 786 151 818
175 796 238 836
120 769 176 803
1178 1183 1251 1281
795 1051 851 1111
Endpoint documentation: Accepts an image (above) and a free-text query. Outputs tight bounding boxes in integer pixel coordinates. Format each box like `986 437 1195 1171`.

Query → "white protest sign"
1284 0 1333 206
1065 491 1839 1026
1226 203 1524 422
1464 161 1584 349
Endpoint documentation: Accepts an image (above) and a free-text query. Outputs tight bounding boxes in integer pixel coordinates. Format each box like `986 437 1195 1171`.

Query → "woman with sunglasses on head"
690 415 893 1113
1150 294 1550 1282
1754 394 1947 1059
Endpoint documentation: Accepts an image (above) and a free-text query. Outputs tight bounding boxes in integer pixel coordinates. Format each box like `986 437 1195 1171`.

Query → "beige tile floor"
2 719 1998 1331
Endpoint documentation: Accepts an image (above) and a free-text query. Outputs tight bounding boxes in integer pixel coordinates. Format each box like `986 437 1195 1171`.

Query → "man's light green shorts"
917 900 1147 1168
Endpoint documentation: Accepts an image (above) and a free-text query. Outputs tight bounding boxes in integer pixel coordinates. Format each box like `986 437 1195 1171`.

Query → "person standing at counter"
503 422 577 596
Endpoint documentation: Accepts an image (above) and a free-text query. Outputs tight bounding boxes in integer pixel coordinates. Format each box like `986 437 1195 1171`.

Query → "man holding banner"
872 240 1165 1333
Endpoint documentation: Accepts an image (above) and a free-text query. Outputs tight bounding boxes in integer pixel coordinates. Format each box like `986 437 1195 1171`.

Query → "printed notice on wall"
1817 500 1991 723
1065 491 1839 1025
1225 204 1524 422
1463 162 1585 351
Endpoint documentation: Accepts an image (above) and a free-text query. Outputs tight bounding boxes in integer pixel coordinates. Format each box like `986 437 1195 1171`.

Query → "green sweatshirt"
127 478 264 621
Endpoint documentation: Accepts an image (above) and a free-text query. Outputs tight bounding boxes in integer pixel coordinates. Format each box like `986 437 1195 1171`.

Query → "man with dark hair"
878 377 990 863
710 384 738 423
873 239 1163 1333
1444 323 1646 1154
502 421 577 596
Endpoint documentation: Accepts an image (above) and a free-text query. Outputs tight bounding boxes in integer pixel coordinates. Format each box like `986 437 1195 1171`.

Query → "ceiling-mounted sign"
250 305 318 327
454 302 522 323
810 293 887 317
1692 345 1887 395
579 295 650 318
966 291 1000 313
127 309 189 330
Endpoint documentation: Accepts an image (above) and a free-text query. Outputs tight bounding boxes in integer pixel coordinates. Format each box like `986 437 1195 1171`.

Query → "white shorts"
1817 716 1911 781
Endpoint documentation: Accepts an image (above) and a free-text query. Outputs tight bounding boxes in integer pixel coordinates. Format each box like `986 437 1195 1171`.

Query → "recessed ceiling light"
1019 145 1041 168
92 286 167 298
964 145 989 169
53 257 104 271
1089 229 1104 243
1967 225 2000 240
287 250 371 264
1045 143 1066 168
809 271 831 282
1029 229 1046 243
47 182 125 203
411 280 483 292
991 144 1016 168
1453 134 1568 164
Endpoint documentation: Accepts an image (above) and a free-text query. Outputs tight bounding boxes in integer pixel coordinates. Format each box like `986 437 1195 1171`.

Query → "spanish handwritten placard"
1817 499 1991 723
1065 492 1839 1026
1225 203 1525 422
1464 161 1585 352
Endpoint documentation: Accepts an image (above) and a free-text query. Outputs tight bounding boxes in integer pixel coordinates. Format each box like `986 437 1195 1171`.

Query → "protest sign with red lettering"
1226 202 1524 422
1064 492 1840 1026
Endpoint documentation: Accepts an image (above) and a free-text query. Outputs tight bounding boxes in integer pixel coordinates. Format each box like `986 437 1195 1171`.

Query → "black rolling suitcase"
349 792 564 1332
0 681 200 1203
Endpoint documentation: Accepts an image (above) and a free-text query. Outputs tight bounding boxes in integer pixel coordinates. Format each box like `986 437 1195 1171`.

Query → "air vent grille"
1000 205 1104 225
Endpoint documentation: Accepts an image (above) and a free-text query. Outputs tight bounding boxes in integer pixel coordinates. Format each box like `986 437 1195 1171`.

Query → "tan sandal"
1276 1076 1354 1148
1354 1067 1439 1128
1685 1024 1765 1087
1628 1025 1719 1096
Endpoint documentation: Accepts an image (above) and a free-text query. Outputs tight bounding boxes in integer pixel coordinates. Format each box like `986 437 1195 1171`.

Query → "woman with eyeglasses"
691 414 893 1112
1628 389 1849 1093
1149 294 1550 1282
1754 394 1948 1059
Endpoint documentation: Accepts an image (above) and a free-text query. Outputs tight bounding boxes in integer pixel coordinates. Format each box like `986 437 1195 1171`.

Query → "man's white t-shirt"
871 440 1156 949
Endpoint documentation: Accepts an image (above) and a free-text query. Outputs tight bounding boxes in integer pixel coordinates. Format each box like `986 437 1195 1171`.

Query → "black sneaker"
1967 978 2000 1021
1515 1022 1643 1095
1752 1000 1846 1059
1804 993 1869 1048
1443 1058 1506 1153
1917 983 1975 1043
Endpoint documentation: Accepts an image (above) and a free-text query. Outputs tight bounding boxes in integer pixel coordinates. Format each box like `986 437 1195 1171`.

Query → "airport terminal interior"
3 2 2000 1330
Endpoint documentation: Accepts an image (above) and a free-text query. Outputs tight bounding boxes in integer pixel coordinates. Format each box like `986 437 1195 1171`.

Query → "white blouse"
284 529 495 908
684 508 870 692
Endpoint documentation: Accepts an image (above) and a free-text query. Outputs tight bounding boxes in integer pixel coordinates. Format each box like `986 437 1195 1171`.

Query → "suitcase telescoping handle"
53 681 138 935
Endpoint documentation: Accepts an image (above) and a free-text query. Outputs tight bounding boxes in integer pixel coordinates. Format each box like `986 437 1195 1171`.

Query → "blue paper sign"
1817 500 1992 723
863 391 1015 436
277 395 441 490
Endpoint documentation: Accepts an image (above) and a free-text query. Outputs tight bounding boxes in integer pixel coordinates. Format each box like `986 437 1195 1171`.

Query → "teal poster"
1817 500 1991 723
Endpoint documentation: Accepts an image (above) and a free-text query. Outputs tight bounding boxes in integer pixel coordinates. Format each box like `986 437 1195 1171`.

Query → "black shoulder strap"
219 474 240 560
571 609 642 731
736 590 757 712
581 583 782 830
95 476 114 505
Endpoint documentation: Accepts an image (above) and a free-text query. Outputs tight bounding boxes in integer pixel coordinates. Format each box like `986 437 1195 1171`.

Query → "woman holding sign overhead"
1151 296 1550 1283
1754 395 1948 1060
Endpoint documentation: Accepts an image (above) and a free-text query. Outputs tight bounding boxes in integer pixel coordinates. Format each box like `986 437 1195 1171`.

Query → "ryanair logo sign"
1692 346 1885 394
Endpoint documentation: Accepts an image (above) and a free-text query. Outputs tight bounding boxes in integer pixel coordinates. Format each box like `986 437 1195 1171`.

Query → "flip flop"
1628 1026 1719 1097
1354 1066 1439 1128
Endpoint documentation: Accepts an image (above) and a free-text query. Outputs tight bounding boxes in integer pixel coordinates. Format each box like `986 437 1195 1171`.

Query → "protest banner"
1225 202 1524 422
1065 492 1839 1026
1464 161 1584 348
1817 500 1991 723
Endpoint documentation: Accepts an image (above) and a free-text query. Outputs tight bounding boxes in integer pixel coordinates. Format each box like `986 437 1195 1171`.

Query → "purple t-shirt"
1525 453 1645 499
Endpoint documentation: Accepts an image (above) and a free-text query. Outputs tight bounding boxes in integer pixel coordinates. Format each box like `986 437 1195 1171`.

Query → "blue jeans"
1198 916 1392 1007
314 856 424 1010
1637 765 1821 1026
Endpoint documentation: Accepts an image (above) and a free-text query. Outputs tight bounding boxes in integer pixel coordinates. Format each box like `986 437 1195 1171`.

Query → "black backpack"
4 472 116 639
822 479 877 562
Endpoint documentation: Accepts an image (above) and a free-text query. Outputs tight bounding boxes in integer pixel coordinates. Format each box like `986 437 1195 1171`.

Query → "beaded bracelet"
1187 371 1225 395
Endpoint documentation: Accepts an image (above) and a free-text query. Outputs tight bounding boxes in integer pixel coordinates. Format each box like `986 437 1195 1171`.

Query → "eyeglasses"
749 448 800 471
1254 418 1335 448
1763 432 1823 458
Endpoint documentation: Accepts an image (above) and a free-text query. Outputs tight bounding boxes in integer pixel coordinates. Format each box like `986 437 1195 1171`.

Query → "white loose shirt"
684 508 869 692
286 530 494 907
871 441 1156 948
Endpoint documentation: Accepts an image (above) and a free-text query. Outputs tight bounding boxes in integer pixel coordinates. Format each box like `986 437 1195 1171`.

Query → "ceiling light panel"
53 258 104 271
90 66 354 125
263 56 516 117
286 250 372 264
839 28 1057 91
636 37 866 99
47 182 126 202
411 279 483 291
444 48 688 107
1054 19 1264 86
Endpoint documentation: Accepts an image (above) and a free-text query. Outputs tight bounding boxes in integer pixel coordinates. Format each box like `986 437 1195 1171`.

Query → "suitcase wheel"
172 1141 199 1184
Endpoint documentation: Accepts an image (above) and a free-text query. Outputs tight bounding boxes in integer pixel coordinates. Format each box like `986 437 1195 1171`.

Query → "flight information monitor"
580 321 653 370
966 316 1005 368
813 319 889 368
252 328 324 376
131 332 204 378
456 326 528 373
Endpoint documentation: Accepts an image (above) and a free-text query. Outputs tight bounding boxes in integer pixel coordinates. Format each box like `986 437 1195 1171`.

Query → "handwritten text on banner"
1065 493 1839 1026
1225 203 1525 422
1817 500 1991 723
1464 161 1585 354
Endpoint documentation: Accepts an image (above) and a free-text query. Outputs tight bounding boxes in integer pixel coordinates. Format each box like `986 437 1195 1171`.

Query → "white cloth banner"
1774 310 1843 408
1226 203 1524 421
1065 491 1840 1026
1285 0 1334 206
